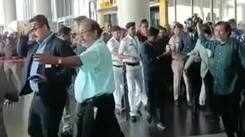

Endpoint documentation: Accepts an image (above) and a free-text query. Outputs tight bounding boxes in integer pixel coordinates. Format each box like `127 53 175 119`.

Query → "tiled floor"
3 95 32 137
187 133 226 137
3 93 226 137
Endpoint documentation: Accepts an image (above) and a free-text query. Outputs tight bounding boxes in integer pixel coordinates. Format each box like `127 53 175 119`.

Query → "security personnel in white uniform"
107 26 124 113
119 22 146 122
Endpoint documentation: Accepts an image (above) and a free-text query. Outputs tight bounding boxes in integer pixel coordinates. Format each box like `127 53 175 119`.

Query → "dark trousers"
211 93 241 137
187 62 201 108
145 78 164 123
240 94 245 137
75 94 124 137
206 72 243 137
28 94 65 137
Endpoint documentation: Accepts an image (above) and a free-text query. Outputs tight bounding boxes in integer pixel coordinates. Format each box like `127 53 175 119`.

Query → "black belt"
125 62 140 66
113 65 123 68
81 94 112 106
34 92 40 96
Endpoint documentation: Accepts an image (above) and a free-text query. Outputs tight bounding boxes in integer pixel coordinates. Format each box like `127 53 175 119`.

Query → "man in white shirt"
107 26 124 113
119 22 146 122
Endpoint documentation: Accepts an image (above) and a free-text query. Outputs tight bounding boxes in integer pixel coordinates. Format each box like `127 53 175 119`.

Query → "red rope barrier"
0 57 25 64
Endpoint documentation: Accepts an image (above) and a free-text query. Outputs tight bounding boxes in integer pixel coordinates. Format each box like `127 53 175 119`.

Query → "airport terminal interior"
0 0 245 137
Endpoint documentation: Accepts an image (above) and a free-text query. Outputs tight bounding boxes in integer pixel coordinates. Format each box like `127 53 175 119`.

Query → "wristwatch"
57 58 62 65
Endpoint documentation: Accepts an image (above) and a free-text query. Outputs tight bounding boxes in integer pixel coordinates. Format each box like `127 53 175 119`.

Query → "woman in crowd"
166 23 192 106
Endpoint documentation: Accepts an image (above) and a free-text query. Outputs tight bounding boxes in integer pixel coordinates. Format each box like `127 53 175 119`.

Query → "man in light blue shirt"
74 38 115 103
34 17 124 137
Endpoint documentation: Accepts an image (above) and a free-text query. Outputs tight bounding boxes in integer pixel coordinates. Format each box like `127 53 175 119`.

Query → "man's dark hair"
110 25 121 32
29 14 50 29
73 16 87 24
228 19 236 24
148 27 159 37
201 23 212 36
140 19 149 26
158 25 167 31
58 25 71 35
173 22 184 29
125 22 135 29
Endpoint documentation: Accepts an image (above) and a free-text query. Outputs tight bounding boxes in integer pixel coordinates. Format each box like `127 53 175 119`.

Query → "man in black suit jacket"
19 15 75 137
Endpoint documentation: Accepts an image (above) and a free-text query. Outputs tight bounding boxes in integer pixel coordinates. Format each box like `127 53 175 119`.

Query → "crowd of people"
0 13 245 137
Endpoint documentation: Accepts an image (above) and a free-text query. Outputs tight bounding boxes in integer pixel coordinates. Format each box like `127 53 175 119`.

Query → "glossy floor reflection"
117 100 224 137
3 93 225 137
3 94 33 137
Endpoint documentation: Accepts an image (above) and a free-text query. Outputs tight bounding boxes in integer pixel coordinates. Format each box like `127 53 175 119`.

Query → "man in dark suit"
19 15 75 137
141 27 166 130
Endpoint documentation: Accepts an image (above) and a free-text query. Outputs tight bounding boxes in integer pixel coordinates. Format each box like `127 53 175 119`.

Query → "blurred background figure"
137 19 149 43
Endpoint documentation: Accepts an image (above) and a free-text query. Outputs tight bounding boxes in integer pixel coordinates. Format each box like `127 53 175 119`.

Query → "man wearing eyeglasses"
19 15 75 137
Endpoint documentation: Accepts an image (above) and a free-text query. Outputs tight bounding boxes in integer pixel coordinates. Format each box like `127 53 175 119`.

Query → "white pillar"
16 0 33 21
33 0 52 20
0 0 5 25
3 0 17 25
117 0 150 28
73 0 89 18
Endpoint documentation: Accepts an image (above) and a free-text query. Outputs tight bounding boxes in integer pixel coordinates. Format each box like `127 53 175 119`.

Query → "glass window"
193 0 212 22
168 0 193 25
176 0 192 24
168 0 176 25
150 6 160 27
221 0 235 21
237 0 245 25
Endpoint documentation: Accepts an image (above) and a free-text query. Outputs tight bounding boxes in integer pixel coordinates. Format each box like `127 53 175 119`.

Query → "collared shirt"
107 37 123 66
29 32 53 92
186 39 210 78
74 39 115 103
118 34 141 63
199 36 245 95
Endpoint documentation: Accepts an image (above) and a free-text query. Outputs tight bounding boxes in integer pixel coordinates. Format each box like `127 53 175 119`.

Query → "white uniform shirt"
118 35 141 63
107 37 123 66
